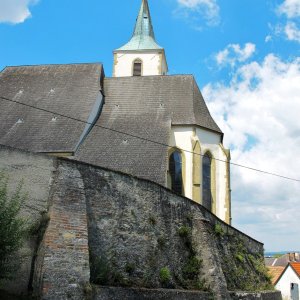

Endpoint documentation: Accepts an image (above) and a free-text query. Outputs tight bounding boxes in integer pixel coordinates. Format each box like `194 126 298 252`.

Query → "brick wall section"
40 164 90 299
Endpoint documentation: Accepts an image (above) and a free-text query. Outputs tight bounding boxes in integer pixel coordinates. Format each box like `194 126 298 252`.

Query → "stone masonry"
0 145 281 300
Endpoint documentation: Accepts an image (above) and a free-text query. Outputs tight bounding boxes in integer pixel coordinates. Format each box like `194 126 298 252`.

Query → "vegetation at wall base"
159 267 171 285
0 172 28 283
216 231 274 291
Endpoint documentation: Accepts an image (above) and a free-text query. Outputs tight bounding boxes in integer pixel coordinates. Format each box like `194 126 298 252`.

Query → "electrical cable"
0 95 299 183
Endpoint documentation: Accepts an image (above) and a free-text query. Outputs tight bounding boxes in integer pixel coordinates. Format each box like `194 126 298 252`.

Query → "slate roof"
0 64 222 185
265 257 276 266
0 63 103 153
75 75 222 185
265 253 300 267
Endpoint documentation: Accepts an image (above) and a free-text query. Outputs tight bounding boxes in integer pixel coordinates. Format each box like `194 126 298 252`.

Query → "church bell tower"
113 0 168 77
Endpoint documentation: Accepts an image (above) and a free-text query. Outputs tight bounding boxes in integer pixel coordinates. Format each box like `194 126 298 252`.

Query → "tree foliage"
0 172 27 281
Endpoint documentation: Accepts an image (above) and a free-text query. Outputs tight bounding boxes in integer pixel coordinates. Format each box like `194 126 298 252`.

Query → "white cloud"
215 43 256 68
265 35 272 43
175 0 220 27
274 21 300 43
284 21 300 42
203 54 300 251
0 0 39 24
275 0 300 43
278 0 300 18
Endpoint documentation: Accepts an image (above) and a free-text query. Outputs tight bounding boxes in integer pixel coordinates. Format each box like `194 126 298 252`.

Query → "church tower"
113 0 168 77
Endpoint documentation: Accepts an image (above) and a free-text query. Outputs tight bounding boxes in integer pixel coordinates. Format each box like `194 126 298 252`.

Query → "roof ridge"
4 62 103 68
275 262 300 285
105 74 194 80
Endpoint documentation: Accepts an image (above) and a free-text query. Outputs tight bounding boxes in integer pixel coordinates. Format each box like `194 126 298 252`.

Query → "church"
0 0 231 224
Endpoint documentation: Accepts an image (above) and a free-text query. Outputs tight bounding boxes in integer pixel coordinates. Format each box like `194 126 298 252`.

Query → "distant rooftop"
265 252 300 267
291 262 300 277
267 266 285 285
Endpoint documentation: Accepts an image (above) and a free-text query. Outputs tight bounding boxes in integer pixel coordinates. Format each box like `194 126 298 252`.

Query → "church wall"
170 126 230 223
113 51 166 77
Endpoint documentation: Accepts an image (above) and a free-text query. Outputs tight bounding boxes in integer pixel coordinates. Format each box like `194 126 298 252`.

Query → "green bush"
183 256 202 280
214 224 224 236
178 226 191 238
235 253 245 263
0 173 28 281
91 256 110 285
159 267 171 284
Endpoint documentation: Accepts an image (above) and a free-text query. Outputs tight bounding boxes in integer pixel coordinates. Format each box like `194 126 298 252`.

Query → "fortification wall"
0 146 277 299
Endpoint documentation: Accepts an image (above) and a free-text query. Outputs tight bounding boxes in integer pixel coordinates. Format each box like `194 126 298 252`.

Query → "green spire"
116 0 162 51
133 0 155 40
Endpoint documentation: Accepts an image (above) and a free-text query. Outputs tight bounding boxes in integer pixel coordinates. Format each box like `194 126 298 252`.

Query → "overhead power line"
0 95 299 183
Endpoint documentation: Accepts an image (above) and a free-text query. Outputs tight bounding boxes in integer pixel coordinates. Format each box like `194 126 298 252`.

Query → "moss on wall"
212 224 273 291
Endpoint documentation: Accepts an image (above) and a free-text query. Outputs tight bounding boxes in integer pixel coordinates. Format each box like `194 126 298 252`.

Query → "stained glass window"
202 153 212 211
169 150 183 195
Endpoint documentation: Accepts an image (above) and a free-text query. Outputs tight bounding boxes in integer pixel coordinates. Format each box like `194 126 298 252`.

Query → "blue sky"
0 0 300 251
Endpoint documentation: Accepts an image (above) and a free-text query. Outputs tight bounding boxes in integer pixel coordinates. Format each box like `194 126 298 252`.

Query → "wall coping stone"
230 290 282 300
93 286 212 300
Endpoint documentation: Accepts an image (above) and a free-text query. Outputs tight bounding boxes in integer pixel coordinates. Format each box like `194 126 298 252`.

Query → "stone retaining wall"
0 146 279 300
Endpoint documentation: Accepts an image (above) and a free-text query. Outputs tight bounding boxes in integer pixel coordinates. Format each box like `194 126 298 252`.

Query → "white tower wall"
113 51 167 77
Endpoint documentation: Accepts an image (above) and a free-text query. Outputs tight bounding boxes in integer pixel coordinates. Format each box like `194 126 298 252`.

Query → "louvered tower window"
202 153 212 211
169 150 183 195
133 59 142 76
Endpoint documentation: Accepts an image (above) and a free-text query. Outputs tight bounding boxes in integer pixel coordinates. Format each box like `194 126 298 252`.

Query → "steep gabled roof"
0 63 103 153
75 75 222 185
274 262 300 285
0 64 222 186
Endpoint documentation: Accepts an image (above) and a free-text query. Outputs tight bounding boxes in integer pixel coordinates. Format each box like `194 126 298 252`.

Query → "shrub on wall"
0 172 28 282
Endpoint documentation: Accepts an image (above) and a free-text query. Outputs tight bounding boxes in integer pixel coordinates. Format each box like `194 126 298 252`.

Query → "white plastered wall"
169 126 229 222
276 266 300 300
113 51 167 77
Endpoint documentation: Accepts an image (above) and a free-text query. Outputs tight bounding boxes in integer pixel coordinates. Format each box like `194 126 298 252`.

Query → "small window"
169 150 183 195
133 59 142 76
202 153 212 211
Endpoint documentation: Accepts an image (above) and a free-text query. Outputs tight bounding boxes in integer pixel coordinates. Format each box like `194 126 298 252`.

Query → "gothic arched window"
133 59 142 76
202 152 212 211
169 150 183 195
